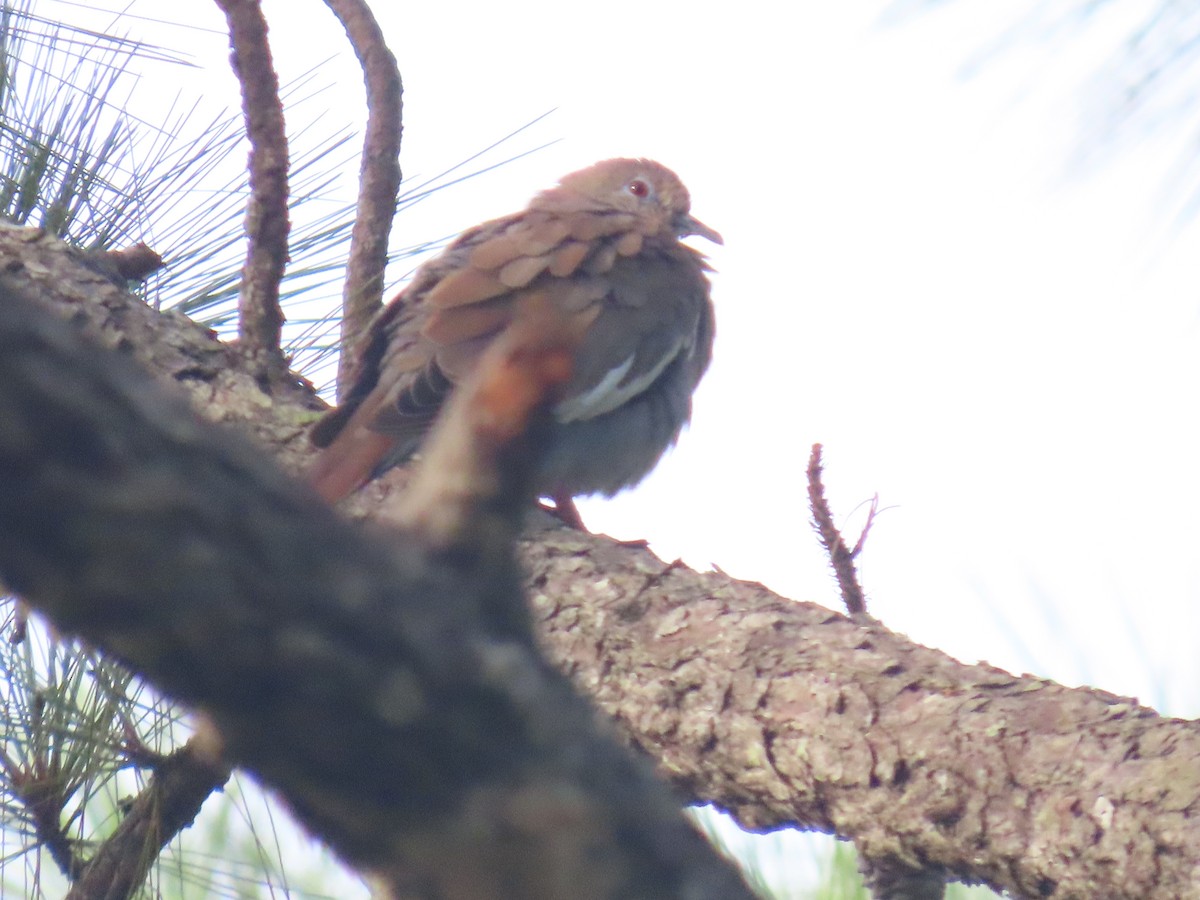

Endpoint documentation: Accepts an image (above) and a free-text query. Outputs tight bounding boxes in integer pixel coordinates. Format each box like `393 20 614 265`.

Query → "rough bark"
0 224 753 899
214 0 289 366
523 525 1200 898
2 225 1199 898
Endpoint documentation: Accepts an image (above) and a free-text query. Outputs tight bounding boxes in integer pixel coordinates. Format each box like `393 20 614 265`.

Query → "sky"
26 0 1200 894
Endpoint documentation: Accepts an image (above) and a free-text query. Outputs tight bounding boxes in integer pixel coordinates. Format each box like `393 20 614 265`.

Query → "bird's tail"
307 423 397 504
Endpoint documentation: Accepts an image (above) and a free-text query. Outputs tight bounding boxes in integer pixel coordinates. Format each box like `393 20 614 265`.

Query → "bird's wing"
368 207 655 425
553 244 713 424
307 210 709 503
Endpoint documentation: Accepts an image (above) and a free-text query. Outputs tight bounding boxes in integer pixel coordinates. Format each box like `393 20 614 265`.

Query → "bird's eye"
626 179 650 198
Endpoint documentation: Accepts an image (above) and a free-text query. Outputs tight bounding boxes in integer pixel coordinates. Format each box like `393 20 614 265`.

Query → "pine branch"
321 0 403 399
213 0 288 365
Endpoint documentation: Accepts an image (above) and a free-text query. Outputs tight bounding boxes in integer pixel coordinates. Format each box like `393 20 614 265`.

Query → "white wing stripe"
554 338 686 423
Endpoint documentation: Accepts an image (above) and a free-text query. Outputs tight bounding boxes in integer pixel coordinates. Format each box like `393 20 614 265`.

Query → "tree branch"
3 226 1199 898
214 0 289 365
322 0 404 398
67 737 231 900
0 235 753 898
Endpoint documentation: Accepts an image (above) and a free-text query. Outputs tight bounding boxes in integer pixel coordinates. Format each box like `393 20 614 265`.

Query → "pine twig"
214 0 289 365
323 0 404 399
806 443 872 616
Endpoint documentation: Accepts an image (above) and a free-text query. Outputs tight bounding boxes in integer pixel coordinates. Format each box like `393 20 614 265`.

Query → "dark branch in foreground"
0 272 754 899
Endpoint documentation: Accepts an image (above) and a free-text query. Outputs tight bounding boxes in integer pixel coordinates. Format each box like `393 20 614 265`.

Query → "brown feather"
422 298 513 347
425 266 510 309
614 231 643 257
566 211 635 242
547 240 591 277
308 419 398 504
498 254 550 289
468 217 570 269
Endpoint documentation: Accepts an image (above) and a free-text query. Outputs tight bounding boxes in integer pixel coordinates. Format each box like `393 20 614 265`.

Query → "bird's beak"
675 213 724 246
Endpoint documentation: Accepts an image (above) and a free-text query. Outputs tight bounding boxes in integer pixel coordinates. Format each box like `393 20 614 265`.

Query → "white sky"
32 0 1200 893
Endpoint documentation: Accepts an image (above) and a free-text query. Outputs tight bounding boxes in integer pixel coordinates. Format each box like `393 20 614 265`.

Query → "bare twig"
214 0 289 365
322 0 404 399
806 443 869 615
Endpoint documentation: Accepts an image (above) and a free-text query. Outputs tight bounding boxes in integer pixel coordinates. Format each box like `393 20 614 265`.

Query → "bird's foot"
542 494 587 530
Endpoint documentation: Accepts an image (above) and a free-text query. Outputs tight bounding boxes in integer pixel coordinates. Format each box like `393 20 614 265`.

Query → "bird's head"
546 158 723 246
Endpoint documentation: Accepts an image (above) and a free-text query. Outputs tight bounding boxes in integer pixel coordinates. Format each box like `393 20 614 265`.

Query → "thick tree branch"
322 0 404 397
214 0 289 364
0 235 753 898
519 524 1200 899
2 227 1200 899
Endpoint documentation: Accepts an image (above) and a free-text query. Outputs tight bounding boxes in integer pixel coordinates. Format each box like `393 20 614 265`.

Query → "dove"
308 158 720 526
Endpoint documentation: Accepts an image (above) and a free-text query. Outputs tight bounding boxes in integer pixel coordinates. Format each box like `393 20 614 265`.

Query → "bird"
308 157 721 526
